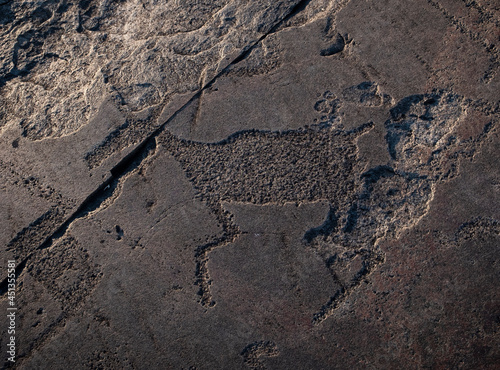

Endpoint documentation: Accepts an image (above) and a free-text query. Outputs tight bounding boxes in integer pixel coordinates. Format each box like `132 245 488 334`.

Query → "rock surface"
1 0 499 368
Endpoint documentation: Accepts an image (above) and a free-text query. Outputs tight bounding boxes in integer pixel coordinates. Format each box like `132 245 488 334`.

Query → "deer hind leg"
193 201 240 308
156 132 240 307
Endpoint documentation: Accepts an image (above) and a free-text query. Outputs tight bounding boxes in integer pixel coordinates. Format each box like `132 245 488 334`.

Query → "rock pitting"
1 0 499 368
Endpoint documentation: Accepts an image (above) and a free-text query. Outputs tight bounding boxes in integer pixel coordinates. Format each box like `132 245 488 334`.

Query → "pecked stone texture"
1 0 499 368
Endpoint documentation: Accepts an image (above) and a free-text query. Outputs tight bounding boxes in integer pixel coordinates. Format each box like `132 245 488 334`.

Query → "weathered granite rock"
1 0 499 368
0 0 305 277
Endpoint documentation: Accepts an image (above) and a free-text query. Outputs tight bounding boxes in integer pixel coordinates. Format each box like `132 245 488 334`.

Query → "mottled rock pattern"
1 0 499 368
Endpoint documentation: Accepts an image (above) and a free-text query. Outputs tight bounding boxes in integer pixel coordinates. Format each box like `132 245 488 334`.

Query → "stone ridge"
0 0 304 139
0 0 499 367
